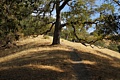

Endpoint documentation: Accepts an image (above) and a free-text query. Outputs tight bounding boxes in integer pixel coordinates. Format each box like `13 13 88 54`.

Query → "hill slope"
0 35 120 80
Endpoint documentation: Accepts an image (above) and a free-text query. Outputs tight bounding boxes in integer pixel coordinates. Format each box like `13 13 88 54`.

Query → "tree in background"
0 0 120 47
33 0 97 45
0 0 42 46
34 0 120 45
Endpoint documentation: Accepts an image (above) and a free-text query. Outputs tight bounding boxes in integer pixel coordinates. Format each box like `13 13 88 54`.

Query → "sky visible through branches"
32 0 120 33
51 0 105 33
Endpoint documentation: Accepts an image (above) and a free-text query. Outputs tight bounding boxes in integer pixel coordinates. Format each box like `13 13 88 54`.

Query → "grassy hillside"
0 35 120 80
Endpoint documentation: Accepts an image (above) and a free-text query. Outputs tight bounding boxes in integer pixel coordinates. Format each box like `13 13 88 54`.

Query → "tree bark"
52 0 70 45
52 21 61 45
52 1 61 45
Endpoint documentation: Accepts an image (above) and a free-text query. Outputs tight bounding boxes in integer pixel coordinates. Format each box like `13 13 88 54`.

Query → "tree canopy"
0 0 120 47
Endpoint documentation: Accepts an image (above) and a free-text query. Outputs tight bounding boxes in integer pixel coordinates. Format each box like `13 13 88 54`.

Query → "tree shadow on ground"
0 44 76 80
0 43 120 80
73 49 120 80
69 49 90 80
0 42 51 58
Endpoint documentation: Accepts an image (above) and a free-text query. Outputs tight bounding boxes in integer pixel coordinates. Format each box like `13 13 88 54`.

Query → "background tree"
34 0 97 45
0 0 42 47
0 0 120 47
37 0 119 45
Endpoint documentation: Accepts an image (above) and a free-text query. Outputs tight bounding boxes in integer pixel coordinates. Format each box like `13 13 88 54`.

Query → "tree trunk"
52 2 61 45
52 22 61 45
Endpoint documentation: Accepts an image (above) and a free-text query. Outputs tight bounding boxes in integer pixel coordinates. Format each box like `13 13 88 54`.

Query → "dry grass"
0 35 120 80
61 38 120 80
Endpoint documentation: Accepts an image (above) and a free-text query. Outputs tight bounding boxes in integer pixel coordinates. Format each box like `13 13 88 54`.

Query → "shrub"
107 43 118 52
94 40 106 48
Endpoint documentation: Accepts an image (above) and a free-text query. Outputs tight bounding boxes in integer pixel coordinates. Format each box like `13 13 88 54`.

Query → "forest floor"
0 35 120 80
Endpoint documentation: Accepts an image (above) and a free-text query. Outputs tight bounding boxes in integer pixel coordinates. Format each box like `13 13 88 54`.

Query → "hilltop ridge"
0 35 120 80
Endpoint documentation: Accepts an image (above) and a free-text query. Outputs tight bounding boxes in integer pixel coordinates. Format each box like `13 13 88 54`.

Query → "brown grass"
0 35 120 80
61 38 120 80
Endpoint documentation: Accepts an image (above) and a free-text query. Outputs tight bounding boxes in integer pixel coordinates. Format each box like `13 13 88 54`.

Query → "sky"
33 0 120 33
87 0 103 33
88 0 120 33
60 0 120 33
50 0 103 33
57 0 104 33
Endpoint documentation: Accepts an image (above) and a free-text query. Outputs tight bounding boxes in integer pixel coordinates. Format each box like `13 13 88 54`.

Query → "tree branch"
71 23 87 46
113 0 120 6
60 23 69 28
71 22 106 47
50 3 55 16
59 0 71 11
41 22 55 35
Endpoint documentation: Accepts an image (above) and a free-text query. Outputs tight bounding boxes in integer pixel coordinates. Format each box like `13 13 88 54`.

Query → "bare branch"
67 2 74 8
41 22 55 35
71 22 106 47
59 0 71 11
113 0 120 6
71 23 87 46
50 3 55 16
84 22 97 25
60 23 69 27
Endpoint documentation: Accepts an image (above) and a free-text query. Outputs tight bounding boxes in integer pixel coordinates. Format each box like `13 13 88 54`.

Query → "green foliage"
94 39 120 52
107 42 118 52
0 0 42 45
0 0 119 46
96 3 115 14
20 16 54 36
94 40 106 48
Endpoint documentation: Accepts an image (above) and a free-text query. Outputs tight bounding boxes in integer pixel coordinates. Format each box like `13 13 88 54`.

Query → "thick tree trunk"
52 2 61 45
52 22 61 45
52 13 62 45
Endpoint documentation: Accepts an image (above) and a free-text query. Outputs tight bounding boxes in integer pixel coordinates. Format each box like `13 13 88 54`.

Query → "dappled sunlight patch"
0 66 13 71
0 64 64 73
64 59 96 65
0 65 72 80
62 38 120 60
111 62 120 68
0 66 21 71
81 60 96 65
0 35 120 80
94 51 113 60
76 49 114 60
0 47 70 63
24 64 64 72
95 50 120 59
